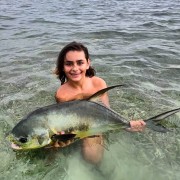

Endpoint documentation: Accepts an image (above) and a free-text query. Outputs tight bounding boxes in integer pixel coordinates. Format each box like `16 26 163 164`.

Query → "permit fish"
7 85 180 150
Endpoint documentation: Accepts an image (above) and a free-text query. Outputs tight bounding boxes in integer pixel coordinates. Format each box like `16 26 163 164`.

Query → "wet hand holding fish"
7 85 180 150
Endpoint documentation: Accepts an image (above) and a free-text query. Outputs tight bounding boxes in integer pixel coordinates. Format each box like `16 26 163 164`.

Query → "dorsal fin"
86 84 125 102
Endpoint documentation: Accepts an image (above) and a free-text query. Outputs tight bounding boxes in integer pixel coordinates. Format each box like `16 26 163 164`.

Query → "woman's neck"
67 76 90 90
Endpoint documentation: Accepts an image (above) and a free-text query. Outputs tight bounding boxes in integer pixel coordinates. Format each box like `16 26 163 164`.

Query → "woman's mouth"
70 73 81 78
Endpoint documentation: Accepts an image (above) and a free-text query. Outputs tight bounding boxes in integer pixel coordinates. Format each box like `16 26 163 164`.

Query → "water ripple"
0 0 180 179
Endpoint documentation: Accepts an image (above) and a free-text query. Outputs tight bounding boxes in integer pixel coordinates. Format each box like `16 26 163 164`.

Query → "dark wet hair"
54 41 96 85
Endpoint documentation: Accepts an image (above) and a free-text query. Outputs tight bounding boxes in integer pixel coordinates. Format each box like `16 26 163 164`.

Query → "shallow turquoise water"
0 0 180 179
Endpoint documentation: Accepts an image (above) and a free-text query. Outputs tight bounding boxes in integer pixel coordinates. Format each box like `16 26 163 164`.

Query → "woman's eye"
64 62 72 66
77 61 83 65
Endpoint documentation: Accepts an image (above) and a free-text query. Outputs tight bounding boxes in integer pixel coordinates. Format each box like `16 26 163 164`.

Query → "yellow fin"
75 131 92 139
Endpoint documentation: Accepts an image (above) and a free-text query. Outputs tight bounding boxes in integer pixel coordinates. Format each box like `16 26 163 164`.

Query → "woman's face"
63 50 90 82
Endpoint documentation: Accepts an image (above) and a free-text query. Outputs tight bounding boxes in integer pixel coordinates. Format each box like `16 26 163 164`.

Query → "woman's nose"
72 64 78 71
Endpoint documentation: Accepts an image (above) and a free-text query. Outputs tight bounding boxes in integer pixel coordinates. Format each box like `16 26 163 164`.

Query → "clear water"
0 0 180 179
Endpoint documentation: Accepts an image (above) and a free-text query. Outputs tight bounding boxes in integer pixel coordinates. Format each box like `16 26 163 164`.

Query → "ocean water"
0 0 180 179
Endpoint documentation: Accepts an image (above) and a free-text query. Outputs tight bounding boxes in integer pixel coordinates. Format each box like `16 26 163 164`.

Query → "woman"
54 41 146 164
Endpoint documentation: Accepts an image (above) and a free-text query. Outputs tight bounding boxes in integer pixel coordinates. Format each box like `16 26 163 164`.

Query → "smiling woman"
54 42 110 106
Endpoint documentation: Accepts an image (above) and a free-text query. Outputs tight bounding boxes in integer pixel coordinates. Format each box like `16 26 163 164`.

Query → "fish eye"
19 137 28 143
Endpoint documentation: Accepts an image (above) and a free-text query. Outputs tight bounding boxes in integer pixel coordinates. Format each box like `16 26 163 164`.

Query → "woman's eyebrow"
65 59 84 62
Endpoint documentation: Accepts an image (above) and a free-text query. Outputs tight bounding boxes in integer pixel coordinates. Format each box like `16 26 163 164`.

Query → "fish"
7 85 180 150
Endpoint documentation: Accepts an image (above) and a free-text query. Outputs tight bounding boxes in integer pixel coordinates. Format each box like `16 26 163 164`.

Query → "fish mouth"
11 142 22 150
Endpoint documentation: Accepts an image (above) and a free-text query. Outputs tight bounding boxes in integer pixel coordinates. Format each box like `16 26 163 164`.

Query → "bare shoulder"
91 76 107 89
55 83 70 102
91 76 110 107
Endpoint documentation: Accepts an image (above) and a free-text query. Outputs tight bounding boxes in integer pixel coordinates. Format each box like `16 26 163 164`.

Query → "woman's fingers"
129 120 146 132
53 140 73 148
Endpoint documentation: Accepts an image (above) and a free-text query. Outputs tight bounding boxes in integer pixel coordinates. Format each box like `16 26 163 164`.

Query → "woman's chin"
69 74 82 81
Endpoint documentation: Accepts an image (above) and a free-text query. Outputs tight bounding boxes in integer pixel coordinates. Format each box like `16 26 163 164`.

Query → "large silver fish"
7 85 180 150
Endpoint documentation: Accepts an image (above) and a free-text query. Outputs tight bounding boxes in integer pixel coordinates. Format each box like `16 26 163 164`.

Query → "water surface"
0 0 180 179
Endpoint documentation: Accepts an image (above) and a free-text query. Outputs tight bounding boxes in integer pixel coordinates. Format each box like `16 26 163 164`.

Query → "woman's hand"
54 140 73 148
127 120 146 132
